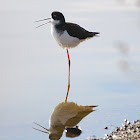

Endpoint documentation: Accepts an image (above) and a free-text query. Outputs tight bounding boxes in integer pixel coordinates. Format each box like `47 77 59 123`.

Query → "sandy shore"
87 119 140 140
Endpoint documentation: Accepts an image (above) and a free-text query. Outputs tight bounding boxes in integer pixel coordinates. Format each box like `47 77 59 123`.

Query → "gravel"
87 119 140 140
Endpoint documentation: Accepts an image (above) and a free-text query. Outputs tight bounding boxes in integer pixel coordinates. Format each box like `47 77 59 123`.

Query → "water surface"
0 0 140 140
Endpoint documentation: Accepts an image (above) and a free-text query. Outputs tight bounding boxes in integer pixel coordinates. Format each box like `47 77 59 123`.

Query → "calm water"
0 0 140 140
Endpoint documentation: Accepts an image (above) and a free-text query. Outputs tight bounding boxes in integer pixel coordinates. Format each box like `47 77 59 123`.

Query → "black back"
66 23 99 39
55 22 99 40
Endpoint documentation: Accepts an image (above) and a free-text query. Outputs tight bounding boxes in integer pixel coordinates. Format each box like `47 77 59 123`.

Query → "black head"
51 11 65 23
65 126 82 138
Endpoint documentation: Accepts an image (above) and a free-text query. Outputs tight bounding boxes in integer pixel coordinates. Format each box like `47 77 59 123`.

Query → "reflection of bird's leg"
65 49 70 102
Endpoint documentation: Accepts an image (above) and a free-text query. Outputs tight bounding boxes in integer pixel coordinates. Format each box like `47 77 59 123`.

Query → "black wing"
66 22 99 39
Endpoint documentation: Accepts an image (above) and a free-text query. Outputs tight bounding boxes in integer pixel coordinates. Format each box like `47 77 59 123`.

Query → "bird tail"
92 32 100 37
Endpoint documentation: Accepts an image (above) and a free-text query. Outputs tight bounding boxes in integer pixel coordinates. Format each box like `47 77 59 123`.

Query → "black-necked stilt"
36 11 99 102
33 101 97 139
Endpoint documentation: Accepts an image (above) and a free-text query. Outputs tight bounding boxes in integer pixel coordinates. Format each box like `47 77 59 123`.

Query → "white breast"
51 25 80 49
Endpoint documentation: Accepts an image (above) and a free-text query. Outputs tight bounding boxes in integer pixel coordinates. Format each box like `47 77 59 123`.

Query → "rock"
87 119 140 140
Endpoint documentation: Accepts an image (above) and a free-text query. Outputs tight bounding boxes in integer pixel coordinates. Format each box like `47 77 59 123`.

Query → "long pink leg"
65 49 70 102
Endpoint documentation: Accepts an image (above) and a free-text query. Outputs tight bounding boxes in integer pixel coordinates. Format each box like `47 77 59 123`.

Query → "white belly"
51 25 80 49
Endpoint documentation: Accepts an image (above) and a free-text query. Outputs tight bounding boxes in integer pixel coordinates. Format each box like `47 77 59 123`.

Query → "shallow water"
0 0 140 140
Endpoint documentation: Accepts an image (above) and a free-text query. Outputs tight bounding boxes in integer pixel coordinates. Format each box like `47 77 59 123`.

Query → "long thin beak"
33 127 49 134
35 18 51 22
33 122 49 131
35 18 51 28
33 122 49 134
36 21 51 28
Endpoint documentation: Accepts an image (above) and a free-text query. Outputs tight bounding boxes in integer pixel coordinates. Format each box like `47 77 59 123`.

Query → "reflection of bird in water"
65 126 82 138
36 11 99 102
33 101 97 140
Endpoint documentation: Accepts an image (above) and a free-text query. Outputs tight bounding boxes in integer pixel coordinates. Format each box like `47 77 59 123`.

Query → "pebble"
104 126 108 130
87 119 140 140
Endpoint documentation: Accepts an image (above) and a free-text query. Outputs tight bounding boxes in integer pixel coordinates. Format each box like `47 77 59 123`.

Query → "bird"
36 11 99 102
33 101 97 140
